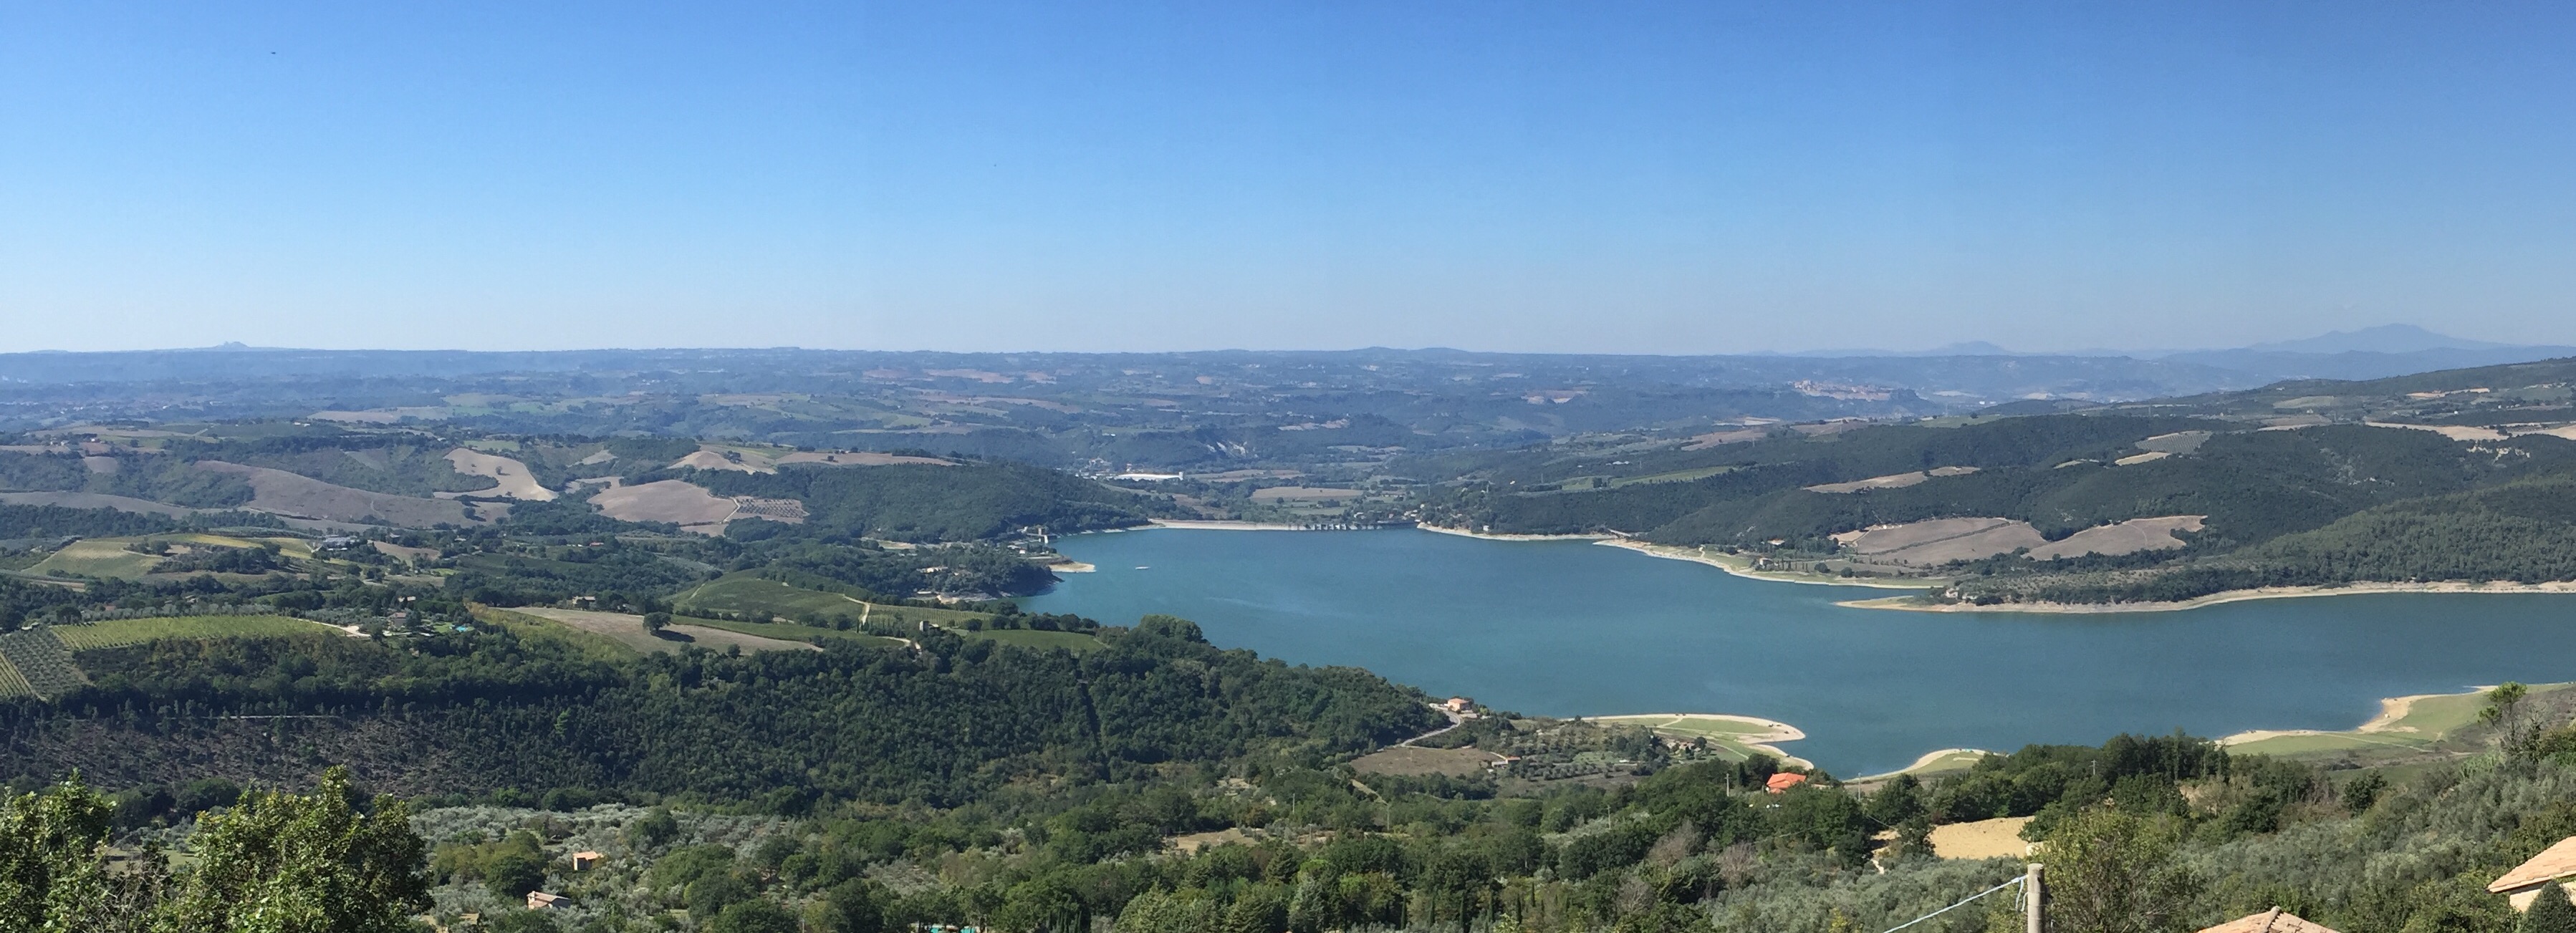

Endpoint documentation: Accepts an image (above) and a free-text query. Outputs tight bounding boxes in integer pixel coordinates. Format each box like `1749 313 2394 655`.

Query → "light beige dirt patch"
1248 486 1367 501
2135 430 2212 454
1927 817 2032 860
1807 471 1931 493
443 448 557 501
1352 745 1503 778
1881 523 2047 564
1804 466 1977 494
1835 518 2022 556
307 410 401 423
2366 422 2510 442
591 480 741 531
589 480 802 534
193 462 474 526
671 450 774 473
774 451 953 467
2025 516 2205 561
1683 427 1774 450
372 540 441 562
2113 451 2171 466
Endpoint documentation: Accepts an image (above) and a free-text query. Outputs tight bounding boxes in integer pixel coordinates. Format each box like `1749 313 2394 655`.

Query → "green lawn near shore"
673 574 986 627
2221 682 2566 760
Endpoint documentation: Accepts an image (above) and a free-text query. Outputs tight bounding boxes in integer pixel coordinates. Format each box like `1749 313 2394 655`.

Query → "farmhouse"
2198 907 2340 933
1765 773 1809 794
2491 835 2576 911
570 851 603 871
1443 696 1475 715
526 891 568 910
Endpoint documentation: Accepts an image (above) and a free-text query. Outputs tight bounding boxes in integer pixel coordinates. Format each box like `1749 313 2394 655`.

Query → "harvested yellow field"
443 448 557 501
2025 516 2204 560
1928 817 2032 860
590 480 743 531
192 461 476 526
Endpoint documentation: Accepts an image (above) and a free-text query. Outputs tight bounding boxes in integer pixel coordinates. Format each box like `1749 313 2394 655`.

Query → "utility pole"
2024 864 2044 933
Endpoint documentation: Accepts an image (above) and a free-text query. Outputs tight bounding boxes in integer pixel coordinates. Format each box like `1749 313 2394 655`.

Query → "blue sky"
4 1 2573 353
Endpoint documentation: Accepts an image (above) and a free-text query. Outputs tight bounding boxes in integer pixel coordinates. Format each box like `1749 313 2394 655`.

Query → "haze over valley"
12 3 2576 931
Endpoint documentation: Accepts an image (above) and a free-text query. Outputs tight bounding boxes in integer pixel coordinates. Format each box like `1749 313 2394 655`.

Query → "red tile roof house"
1765 773 1809 794
2493 836 2576 911
2198 908 2340 933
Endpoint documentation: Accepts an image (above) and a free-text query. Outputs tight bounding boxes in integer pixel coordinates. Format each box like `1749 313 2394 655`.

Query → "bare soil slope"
441 448 557 501
191 462 476 526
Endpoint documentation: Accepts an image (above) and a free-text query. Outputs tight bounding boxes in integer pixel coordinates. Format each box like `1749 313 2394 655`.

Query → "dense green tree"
2527 884 2576 933
158 766 431 933
708 900 801 933
0 775 130 933
484 911 562 933
483 850 545 899
815 879 888 933
2043 806 2199 933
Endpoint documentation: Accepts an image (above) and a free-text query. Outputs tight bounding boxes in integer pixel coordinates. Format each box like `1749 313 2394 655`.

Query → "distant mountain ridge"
2238 324 2517 354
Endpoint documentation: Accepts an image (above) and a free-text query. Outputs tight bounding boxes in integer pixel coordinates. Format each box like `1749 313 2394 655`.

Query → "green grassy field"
961 628 1103 653
673 574 987 626
26 539 165 579
1608 465 1738 488
24 534 309 581
2221 682 2567 760
475 608 640 660
52 616 345 650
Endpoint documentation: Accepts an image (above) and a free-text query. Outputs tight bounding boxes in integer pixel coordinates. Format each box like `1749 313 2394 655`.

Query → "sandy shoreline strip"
1147 520 1327 531
1850 748 1996 783
1597 539 1943 591
1591 712 1815 769
1414 523 1615 541
1839 579 2576 614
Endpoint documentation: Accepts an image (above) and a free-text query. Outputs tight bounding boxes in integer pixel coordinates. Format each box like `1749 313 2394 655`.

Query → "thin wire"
1880 876 2025 933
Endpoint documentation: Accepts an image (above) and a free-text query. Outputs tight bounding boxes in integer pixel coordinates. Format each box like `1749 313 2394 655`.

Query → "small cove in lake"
1021 527 2576 775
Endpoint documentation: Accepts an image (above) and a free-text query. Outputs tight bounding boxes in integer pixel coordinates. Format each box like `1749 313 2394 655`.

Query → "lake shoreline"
1596 539 1944 591
1035 525 2573 774
1413 523 1615 541
1837 579 2576 614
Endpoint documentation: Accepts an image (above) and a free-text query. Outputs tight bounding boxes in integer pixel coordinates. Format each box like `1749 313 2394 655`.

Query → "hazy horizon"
8 2 2575 354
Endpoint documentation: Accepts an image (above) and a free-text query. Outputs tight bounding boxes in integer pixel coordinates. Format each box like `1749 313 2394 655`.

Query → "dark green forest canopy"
1418 408 2576 601
686 461 1177 541
5 615 1442 806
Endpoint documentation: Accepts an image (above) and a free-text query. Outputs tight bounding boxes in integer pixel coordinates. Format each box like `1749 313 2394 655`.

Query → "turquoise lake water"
1021 528 2576 775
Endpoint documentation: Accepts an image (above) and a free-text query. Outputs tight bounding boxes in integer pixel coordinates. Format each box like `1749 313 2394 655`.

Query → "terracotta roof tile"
2197 908 2341 933
2494 836 2576 893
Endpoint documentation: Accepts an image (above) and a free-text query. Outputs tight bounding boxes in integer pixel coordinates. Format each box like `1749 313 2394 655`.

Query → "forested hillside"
6 615 1436 806
1414 369 2576 604
686 460 1176 541
14 619 2576 933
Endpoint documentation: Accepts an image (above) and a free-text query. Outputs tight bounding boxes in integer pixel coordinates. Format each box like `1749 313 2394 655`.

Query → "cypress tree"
2525 881 2576 933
